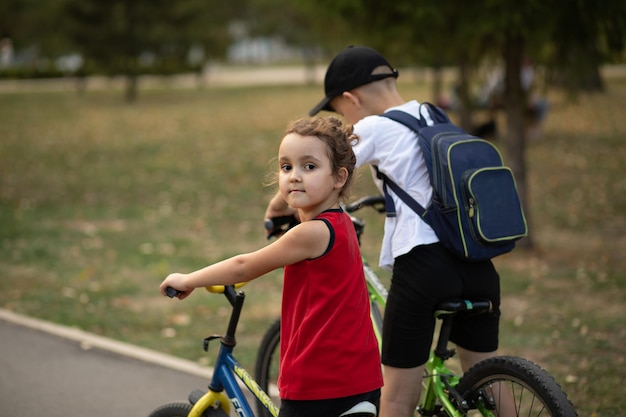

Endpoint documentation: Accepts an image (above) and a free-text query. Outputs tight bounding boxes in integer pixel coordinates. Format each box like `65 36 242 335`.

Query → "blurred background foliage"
2 0 625 238
2 0 624 92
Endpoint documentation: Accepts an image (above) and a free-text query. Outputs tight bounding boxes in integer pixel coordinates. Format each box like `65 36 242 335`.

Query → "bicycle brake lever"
203 335 222 351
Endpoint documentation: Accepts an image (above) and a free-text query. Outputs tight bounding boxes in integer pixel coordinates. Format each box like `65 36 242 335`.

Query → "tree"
62 0 242 101
468 0 625 247
0 0 70 66
547 0 626 92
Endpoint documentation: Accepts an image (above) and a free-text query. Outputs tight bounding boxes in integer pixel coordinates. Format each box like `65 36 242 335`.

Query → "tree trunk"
431 64 443 104
125 73 138 103
503 34 533 249
456 57 474 132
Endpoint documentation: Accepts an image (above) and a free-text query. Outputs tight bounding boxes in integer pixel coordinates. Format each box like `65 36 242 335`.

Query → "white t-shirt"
353 100 439 270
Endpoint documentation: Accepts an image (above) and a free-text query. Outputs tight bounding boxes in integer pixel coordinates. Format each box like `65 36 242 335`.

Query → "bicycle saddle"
434 299 492 318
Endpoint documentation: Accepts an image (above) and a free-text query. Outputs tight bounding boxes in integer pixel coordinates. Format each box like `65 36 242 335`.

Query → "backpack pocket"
462 167 528 244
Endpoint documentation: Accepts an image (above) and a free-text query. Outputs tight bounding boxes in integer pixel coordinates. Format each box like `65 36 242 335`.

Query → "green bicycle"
255 195 578 417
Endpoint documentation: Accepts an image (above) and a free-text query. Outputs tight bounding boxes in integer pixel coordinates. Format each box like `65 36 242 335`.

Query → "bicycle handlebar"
165 287 182 298
343 195 386 213
263 195 385 240
165 282 247 299
206 282 247 293
264 215 299 239
165 197 386 299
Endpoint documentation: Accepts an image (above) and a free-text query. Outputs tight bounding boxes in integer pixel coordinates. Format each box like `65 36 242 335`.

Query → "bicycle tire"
147 401 229 417
254 317 281 417
148 402 193 417
456 356 577 417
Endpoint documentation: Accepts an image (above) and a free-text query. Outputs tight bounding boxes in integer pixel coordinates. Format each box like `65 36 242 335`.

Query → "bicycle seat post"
434 313 455 360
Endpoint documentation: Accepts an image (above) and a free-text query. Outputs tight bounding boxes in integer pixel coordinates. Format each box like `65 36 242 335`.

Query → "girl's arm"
159 219 330 299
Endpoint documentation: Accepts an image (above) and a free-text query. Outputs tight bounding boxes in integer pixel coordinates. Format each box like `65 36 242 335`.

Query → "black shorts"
279 389 380 417
381 243 501 368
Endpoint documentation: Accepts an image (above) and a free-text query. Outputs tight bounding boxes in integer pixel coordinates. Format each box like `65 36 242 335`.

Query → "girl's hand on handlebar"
264 194 299 239
160 273 194 300
264 215 299 239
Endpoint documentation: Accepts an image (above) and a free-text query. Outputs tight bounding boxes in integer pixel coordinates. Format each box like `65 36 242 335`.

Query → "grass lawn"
1 74 625 416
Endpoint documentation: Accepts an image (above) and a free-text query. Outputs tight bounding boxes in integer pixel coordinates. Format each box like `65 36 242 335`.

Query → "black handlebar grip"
264 216 297 231
265 215 299 239
165 287 182 298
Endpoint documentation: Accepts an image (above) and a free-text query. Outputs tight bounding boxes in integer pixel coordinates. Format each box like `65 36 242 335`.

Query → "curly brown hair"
284 116 360 199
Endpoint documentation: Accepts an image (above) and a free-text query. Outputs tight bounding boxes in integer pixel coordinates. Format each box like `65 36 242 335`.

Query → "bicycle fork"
187 389 231 417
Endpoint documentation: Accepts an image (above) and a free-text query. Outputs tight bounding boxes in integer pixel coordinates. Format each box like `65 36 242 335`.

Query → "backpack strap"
384 102 450 130
374 166 427 219
375 104 443 219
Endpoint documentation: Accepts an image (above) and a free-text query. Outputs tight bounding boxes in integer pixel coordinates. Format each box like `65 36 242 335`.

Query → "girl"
160 116 383 417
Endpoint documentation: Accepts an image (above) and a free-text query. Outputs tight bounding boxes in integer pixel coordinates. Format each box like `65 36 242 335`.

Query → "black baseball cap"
309 46 399 116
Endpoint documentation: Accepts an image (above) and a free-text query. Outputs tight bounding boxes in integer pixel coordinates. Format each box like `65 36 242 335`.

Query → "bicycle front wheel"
255 317 281 417
456 356 577 417
148 401 229 417
148 402 192 417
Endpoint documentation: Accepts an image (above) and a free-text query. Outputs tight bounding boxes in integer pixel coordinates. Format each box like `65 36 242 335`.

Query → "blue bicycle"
149 283 381 417
149 284 279 417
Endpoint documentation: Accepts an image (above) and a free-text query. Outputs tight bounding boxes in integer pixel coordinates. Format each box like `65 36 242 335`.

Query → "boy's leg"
456 346 497 372
379 365 424 417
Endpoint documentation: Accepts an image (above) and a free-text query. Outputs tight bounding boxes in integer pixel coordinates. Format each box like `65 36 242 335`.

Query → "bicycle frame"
419 353 464 417
347 199 388 348
189 287 280 417
418 301 494 417
191 348 280 417
363 259 387 346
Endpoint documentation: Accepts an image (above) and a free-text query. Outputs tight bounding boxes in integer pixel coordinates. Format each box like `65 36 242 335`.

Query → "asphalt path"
0 309 248 416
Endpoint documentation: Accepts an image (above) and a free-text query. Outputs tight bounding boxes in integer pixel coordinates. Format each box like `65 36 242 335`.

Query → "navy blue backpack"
376 103 528 261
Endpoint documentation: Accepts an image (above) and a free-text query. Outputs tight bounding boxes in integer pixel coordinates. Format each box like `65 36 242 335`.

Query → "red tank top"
278 209 383 400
